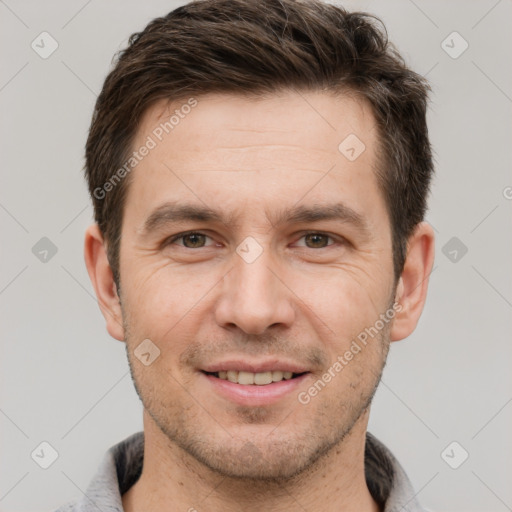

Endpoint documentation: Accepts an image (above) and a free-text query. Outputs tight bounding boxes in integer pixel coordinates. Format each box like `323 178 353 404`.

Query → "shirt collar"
59 431 425 512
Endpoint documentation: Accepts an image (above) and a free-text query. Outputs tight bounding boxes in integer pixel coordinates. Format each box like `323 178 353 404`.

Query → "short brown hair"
85 0 433 288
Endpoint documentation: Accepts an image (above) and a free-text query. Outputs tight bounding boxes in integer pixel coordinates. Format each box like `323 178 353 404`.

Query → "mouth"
199 367 311 407
201 370 308 385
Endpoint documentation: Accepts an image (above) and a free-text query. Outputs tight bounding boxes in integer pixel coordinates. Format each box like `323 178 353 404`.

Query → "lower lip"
201 372 310 406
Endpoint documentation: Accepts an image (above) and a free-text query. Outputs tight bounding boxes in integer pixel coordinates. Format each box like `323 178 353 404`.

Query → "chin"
177 428 342 482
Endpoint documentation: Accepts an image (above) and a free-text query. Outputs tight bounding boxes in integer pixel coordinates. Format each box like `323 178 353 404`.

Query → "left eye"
294 233 335 249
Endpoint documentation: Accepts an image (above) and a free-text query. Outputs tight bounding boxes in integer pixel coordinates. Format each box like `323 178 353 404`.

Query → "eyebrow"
141 203 226 235
278 202 369 233
140 200 371 236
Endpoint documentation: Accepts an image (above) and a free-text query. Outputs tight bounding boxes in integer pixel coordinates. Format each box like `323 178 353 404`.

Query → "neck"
122 410 380 512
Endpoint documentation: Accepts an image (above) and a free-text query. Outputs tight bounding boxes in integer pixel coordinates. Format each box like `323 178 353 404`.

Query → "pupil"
185 234 204 248
306 234 327 248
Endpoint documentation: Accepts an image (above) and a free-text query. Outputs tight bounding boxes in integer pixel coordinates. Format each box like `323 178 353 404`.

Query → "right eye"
167 231 215 248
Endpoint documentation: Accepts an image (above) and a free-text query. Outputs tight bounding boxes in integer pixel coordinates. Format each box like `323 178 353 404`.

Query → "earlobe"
84 224 125 341
390 221 435 342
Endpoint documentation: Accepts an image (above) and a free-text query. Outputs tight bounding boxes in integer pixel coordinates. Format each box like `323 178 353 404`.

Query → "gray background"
1 1 511 511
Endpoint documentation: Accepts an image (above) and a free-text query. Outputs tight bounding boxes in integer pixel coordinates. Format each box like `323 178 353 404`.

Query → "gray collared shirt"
55 431 426 511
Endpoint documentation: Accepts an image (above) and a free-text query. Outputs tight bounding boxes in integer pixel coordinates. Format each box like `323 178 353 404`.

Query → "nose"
214 247 296 335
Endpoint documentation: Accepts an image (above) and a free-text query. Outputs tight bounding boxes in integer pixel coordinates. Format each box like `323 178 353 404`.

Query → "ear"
390 221 435 342
84 224 125 341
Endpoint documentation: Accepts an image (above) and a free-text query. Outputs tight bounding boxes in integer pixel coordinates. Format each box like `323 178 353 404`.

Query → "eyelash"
166 230 344 249
167 231 216 248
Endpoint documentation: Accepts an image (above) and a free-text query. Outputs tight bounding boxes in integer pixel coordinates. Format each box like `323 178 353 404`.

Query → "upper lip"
200 359 310 374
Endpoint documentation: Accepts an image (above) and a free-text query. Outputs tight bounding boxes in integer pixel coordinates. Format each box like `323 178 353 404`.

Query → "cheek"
295 267 388 342
121 263 219 343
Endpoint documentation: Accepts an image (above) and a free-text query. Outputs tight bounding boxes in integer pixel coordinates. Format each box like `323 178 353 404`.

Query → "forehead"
125 90 385 229
136 90 377 166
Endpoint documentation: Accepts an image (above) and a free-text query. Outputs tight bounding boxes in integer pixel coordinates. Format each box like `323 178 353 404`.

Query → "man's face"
118 91 396 480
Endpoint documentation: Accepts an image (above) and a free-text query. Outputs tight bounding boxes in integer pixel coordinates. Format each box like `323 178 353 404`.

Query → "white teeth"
227 370 238 383
213 370 299 385
272 370 284 382
254 371 272 385
238 371 255 385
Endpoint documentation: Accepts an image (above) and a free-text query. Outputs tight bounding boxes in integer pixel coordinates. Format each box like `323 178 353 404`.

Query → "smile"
200 370 311 406
203 370 306 385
